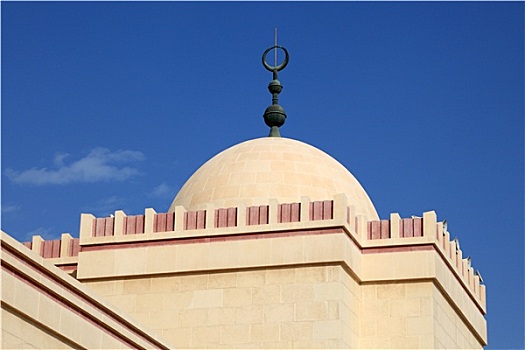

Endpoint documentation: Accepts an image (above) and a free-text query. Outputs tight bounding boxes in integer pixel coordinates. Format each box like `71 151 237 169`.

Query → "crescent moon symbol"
262 46 289 72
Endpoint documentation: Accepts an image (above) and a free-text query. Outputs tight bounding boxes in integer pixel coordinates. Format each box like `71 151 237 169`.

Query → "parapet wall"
2 231 172 349
23 194 485 313
21 233 80 272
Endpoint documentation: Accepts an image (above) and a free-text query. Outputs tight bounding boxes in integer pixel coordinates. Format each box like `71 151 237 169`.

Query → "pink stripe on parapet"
137 215 145 234
277 203 301 223
41 240 61 258
413 217 422 237
52 240 61 257
247 206 258 225
105 217 114 236
184 211 197 230
196 210 206 229
129 216 137 234
160 214 167 231
278 203 289 223
70 238 80 257
289 203 301 222
166 212 175 231
370 220 381 240
91 217 114 237
323 200 333 220
95 218 106 237
310 201 321 220
184 210 206 230
227 207 237 227
22 242 32 250
259 205 268 225
154 213 164 232
310 200 334 221
398 218 423 238
153 212 176 232
215 208 238 228
366 219 390 240
215 208 227 228
380 220 390 239
123 215 145 235
123 217 130 234
362 244 433 254
81 227 346 252
246 205 270 225
402 218 414 237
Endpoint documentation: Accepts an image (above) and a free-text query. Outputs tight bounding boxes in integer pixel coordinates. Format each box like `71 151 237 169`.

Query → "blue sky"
1 2 523 348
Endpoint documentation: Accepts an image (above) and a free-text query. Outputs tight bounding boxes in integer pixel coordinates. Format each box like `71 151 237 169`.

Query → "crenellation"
461 259 469 279
449 240 456 261
22 196 486 334
300 196 311 223
114 210 125 236
423 211 437 238
206 203 216 229
471 270 479 300
59 233 73 257
436 221 444 244
480 284 486 307
468 267 475 291
144 208 156 234
456 247 463 271
347 205 356 230
390 213 401 239
443 231 450 256
356 214 367 240
174 205 185 231
266 198 278 226
237 202 247 229
332 194 348 222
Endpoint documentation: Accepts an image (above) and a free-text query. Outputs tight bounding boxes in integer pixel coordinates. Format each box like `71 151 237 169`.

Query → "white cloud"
5 148 145 185
83 196 126 216
151 183 175 198
26 227 54 240
1 204 21 214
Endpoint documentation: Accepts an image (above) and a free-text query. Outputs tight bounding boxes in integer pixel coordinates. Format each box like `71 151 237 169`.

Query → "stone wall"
85 265 358 348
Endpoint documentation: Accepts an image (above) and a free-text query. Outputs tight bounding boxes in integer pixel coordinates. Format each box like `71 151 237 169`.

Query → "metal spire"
262 29 289 137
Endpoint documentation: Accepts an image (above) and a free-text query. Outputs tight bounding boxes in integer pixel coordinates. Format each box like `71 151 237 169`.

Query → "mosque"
1 45 487 349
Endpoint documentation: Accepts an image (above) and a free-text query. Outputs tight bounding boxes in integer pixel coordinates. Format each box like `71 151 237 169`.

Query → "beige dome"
169 137 378 221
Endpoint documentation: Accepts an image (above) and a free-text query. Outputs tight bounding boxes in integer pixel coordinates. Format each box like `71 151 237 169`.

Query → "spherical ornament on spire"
261 45 289 138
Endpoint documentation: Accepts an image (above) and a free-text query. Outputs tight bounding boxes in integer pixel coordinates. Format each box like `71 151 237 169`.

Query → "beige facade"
2 137 487 348
1 231 172 349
